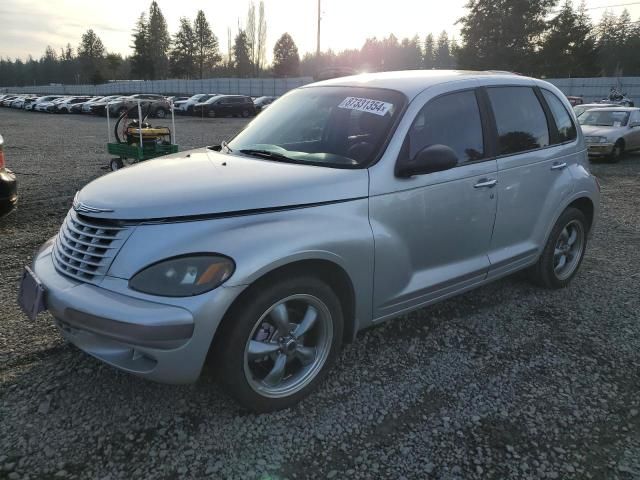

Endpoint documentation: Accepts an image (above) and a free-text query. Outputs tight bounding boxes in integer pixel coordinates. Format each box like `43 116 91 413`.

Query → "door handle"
551 162 567 170
474 178 497 189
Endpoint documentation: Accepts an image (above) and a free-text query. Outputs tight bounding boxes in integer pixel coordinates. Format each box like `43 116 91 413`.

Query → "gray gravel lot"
1 107 640 480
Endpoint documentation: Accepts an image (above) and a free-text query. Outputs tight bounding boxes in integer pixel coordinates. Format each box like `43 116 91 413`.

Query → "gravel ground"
1 107 640 480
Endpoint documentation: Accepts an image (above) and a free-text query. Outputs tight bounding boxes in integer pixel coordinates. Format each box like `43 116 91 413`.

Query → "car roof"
306 69 543 100
577 103 611 107
586 106 639 112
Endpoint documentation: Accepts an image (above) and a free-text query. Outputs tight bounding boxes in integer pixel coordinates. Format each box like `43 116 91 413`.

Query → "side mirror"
396 144 459 178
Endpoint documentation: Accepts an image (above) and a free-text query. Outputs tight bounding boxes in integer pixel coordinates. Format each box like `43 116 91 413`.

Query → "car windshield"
579 110 630 127
204 95 222 104
228 86 406 168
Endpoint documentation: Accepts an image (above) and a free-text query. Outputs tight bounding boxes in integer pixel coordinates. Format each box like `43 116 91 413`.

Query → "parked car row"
0 93 279 119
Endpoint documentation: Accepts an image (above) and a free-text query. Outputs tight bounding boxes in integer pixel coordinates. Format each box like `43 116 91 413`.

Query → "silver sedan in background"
579 107 640 162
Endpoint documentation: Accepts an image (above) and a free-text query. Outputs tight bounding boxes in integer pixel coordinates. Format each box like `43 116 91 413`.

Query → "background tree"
246 2 257 74
434 31 452 68
147 1 171 79
130 14 152 79
256 1 268 75
457 0 557 74
539 0 597 77
170 17 196 78
399 36 423 70
424 34 435 68
233 30 252 77
105 53 125 80
193 10 221 79
41 46 59 83
273 33 300 77
77 29 105 83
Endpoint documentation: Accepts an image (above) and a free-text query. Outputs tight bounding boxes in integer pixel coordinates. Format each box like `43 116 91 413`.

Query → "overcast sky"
2 0 640 62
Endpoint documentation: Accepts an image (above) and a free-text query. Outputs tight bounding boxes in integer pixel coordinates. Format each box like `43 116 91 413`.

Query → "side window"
542 90 577 143
408 90 485 164
487 87 550 155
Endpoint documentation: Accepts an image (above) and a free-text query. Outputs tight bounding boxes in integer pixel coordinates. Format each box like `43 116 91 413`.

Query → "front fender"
108 198 375 331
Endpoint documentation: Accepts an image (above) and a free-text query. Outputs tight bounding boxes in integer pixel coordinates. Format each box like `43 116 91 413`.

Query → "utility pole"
316 0 321 58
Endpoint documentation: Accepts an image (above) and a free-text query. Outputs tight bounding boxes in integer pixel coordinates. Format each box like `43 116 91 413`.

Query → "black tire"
528 207 588 289
241 109 250 118
216 275 344 412
109 158 124 171
187 105 194 114
609 140 624 163
155 107 167 119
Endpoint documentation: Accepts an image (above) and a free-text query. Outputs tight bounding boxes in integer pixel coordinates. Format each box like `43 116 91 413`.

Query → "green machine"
106 100 179 171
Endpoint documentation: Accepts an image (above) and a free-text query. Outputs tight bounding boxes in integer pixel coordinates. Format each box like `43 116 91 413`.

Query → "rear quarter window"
542 90 577 143
487 86 550 156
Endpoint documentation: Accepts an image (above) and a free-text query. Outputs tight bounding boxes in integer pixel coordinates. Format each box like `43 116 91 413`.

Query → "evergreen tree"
424 33 435 68
131 13 152 79
77 29 105 83
273 33 300 77
457 0 557 73
193 10 221 79
596 10 618 75
233 30 252 77
170 17 196 78
539 0 597 77
147 1 171 78
399 36 423 70
434 31 452 68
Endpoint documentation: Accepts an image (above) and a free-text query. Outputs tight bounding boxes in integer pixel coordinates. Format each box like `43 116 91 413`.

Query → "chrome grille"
53 210 133 283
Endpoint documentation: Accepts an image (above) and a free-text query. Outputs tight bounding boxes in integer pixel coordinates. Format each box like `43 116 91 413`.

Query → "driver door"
369 88 498 320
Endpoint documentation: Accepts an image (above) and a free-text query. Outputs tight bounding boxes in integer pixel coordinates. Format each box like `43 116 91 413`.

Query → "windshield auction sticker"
338 97 393 116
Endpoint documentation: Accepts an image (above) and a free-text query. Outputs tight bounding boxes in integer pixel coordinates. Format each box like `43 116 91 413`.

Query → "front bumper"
32 243 245 383
587 143 614 156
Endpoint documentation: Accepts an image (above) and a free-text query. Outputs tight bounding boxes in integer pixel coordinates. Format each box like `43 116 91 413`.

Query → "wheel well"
218 260 357 346
616 138 625 149
568 197 594 232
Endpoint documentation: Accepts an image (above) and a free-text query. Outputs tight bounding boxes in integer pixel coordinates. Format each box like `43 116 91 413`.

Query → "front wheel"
609 140 624 163
528 207 588 289
155 107 167 118
217 276 343 412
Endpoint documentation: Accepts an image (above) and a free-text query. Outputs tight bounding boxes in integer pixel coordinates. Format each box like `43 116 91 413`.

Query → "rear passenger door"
485 86 577 278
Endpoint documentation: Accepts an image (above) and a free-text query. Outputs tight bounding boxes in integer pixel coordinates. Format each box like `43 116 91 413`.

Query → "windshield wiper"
239 149 293 162
221 140 232 153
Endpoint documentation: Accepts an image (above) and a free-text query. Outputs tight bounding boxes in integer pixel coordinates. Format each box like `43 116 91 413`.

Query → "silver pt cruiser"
20 71 600 412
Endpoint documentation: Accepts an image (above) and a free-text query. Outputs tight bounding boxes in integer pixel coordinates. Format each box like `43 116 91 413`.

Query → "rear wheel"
217 276 343 412
528 207 587 289
109 158 124 171
241 109 250 118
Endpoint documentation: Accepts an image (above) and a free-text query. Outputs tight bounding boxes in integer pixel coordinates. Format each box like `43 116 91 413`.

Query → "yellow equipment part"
126 127 171 138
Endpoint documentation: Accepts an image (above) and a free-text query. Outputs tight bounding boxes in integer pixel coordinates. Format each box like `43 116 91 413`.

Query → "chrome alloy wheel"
243 294 333 398
553 219 585 281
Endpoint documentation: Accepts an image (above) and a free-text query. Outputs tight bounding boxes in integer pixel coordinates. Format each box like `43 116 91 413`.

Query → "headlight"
585 136 608 144
129 254 235 297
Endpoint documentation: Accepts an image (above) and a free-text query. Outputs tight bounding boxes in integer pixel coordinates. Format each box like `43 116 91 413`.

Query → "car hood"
580 125 624 139
75 148 369 221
